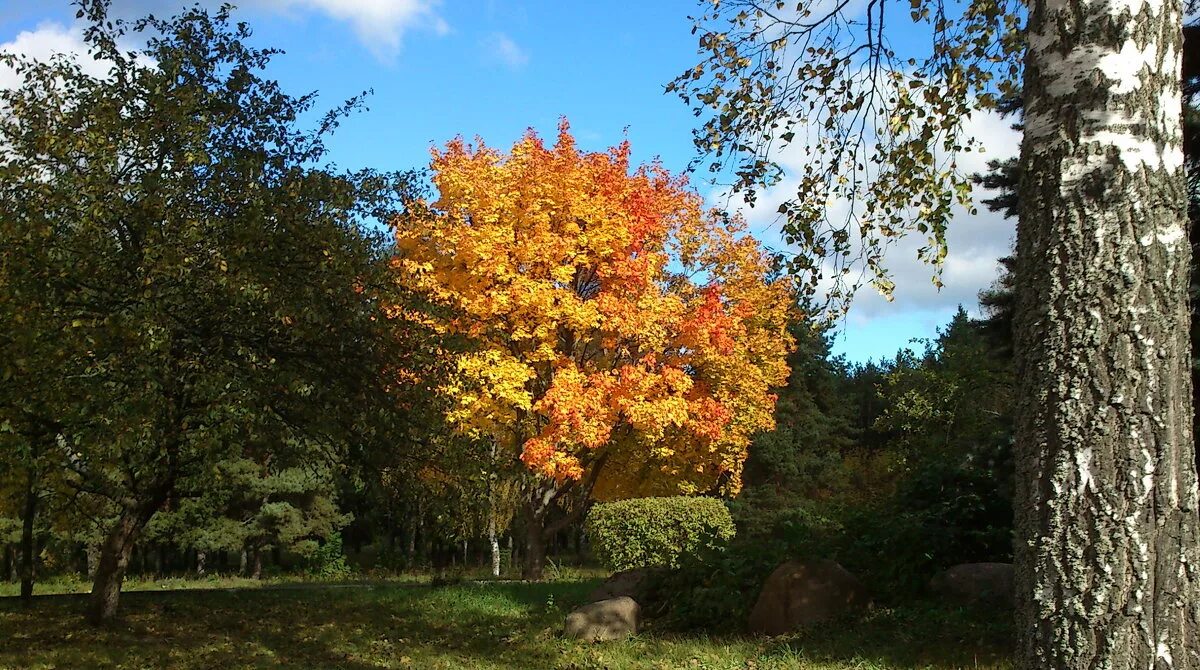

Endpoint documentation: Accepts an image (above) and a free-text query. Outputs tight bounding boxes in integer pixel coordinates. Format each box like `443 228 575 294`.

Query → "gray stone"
930 562 1014 607
564 596 640 641
748 559 869 635
586 568 658 603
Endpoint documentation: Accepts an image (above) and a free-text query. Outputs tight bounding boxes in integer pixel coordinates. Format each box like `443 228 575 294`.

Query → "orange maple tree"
391 121 792 573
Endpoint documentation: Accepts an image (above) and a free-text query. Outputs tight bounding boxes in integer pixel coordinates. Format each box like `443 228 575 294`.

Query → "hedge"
585 496 735 572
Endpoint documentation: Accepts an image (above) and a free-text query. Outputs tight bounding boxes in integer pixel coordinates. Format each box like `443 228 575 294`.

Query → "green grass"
0 579 1012 669
0 566 610 598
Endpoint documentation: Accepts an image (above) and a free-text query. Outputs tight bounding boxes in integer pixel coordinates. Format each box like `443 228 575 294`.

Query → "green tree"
741 317 858 497
144 455 352 579
0 1 412 623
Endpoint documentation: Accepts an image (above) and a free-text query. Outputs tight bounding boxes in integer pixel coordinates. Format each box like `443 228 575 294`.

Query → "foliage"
145 457 353 563
304 532 354 580
585 496 735 572
647 491 843 632
0 0 422 617
841 455 1012 596
659 300 1017 625
393 123 794 500
670 0 1022 311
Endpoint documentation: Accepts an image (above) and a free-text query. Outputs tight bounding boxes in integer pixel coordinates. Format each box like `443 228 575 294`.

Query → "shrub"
839 451 1013 597
305 532 353 580
585 496 735 572
646 493 842 632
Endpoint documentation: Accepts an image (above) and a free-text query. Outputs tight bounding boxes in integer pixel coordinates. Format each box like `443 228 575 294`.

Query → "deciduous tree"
391 123 793 578
0 0 413 622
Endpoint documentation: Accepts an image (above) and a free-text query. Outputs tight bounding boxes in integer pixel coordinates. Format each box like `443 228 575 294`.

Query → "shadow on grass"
741 602 1013 669
0 581 1011 669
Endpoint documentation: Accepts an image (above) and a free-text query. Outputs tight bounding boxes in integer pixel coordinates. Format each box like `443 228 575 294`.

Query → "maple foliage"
391 121 793 499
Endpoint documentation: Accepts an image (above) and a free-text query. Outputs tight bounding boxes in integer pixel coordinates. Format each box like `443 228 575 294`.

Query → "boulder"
930 562 1014 607
586 568 659 603
748 559 868 635
564 596 640 642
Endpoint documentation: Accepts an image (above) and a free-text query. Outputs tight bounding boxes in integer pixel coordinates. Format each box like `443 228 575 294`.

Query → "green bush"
646 493 843 632
585 497 735 572
305 532 353 580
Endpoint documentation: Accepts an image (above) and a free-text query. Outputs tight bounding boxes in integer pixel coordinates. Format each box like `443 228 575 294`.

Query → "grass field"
0 579 1013 669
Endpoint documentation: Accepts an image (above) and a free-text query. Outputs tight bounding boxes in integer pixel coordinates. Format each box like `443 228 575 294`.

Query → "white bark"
1015 0 1200 665
489 518 500 578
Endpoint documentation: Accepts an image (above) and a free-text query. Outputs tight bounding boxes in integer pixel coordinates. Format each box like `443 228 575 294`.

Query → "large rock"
586 568 659 603
930 562 1014 607
564 596 640 642
748 560 869 635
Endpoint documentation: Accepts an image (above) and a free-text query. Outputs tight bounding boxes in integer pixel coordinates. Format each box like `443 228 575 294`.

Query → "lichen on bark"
1015 0 1200 666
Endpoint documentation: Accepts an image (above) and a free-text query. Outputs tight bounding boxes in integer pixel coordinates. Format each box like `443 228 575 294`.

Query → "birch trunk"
1015 0 1200 665
489 517 501 578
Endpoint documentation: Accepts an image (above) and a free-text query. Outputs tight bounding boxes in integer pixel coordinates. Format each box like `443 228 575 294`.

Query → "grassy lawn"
0 579 1012 669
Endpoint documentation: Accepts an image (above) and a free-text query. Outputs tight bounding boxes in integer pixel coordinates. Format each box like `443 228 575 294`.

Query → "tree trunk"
406 518 416 565
18 473 37 604
251 549 262 580
196 550 207 578
239 549 247 575
522 512 546 581
489 517 501 578
87 501 160 625
1015 0 1200 665
86 543 100 580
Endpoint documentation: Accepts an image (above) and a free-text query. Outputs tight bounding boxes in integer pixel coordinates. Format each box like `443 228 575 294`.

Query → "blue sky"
0 0 1020 364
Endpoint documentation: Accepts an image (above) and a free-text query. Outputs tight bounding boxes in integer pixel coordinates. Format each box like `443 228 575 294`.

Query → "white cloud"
0 22 103 90
482 32 528 70
730 108 1021 322
265 0 447 62
101 0 447 62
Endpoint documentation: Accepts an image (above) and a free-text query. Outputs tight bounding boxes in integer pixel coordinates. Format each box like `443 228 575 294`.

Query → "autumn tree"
0 1 414 622
391 123 794 579
677 0 1199 665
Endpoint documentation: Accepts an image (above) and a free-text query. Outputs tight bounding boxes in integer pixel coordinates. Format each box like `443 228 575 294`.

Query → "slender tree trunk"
406 518 416 565
1015 0 1200 665
18 472 37 604
489 517 501 578
487 440 501 577
239 549 248 575
251 549 263 580
87 500 160 625
196 550 207 578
